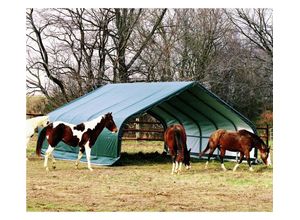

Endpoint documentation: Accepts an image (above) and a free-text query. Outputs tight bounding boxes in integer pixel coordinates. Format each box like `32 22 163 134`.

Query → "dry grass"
27 136 272 212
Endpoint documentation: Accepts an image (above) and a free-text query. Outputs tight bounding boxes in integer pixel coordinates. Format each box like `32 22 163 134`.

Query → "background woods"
26 8 273 121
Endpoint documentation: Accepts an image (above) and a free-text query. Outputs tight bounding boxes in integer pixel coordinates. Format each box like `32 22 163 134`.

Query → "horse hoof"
221 164 227 171
45 167 49 172
88 168 93 171
249 167 254 172
233 164 239 172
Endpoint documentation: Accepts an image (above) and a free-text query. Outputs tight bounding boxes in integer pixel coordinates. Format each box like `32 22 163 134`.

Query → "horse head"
103 112 118 133
244 130 271 166
184 148 192 170
258 140 271 165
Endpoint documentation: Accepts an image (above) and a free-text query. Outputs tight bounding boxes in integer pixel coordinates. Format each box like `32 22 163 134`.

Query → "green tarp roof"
42 81 256 165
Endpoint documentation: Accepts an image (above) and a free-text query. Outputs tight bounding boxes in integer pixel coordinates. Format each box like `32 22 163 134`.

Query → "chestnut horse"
164 124 191 174
199 129 270 171
36 112 118 171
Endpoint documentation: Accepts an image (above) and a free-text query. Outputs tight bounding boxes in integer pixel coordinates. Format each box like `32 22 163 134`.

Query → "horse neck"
253 138 267 151
31 117 42 128
183 144 188 152
37 119 46 126
183 144 189 156
92 117 106 137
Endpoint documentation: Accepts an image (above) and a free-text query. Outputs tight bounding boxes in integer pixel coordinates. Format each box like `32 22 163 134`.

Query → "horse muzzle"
186 165 191 170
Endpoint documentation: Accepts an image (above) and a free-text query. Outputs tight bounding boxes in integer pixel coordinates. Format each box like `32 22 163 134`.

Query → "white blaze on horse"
26 116 49 147
36 112 118 171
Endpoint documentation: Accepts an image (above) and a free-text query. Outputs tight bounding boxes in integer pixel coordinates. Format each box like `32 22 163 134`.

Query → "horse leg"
220 148 227 171
205 148 214 169
84 142 93 171
178 161 183 172
75 147 85 169
245 152 254 171
50 153 56 169
26 136 30 148
174 160 179 174
170 149 176 174
175 161 182 174
171 160 176 175
44 145 55 171
26 135 31 161
233 152 244 172
267 151 272 166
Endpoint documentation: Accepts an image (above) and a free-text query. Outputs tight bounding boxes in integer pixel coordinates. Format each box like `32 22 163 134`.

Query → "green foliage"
256 110 273 127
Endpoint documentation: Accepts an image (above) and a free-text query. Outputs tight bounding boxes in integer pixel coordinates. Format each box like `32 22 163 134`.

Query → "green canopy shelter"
41 81 257 165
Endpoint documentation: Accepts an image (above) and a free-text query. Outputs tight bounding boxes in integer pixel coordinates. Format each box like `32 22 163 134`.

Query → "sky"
1 0 300 220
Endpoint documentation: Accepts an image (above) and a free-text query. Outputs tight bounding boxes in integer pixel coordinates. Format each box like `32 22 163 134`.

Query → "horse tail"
199 142 210 158
36 125 48 157
174 129 182 151
199 129 226 158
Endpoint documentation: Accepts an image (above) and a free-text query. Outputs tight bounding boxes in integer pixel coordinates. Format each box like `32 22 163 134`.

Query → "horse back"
164 124 186 152
219 130 253 151
208 129 226 147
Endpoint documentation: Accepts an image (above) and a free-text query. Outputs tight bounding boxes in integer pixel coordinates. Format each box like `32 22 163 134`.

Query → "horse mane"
74 123 85 131
89 115 106 137
238 129 268 149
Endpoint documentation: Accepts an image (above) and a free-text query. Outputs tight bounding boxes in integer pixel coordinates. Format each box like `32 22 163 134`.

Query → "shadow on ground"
115 151 202 166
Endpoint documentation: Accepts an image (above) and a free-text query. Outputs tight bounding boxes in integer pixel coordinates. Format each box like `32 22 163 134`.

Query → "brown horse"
164 124 191 174
36 112 118 171
199 129 270 171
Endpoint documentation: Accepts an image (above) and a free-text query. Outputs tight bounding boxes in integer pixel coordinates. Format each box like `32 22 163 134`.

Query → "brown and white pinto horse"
164 124 191 174
36 112 118 171
199 129 270 171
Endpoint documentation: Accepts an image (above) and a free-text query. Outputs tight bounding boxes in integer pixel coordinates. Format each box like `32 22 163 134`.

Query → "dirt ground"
27 138 273 212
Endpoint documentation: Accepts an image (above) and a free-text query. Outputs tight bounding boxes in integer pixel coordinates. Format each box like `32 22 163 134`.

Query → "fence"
122 119 164 141
28 112 272 147
122 119 273 148
26 113 45 119
256 124 273 148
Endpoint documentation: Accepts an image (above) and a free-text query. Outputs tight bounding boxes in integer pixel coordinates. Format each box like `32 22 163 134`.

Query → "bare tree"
225 9 273 68
27 8 116 104
112 8 167 82
26 8 70 103
26 8 272 119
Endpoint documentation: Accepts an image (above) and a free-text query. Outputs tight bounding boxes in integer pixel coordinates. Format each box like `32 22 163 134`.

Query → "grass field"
27 135 273 212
